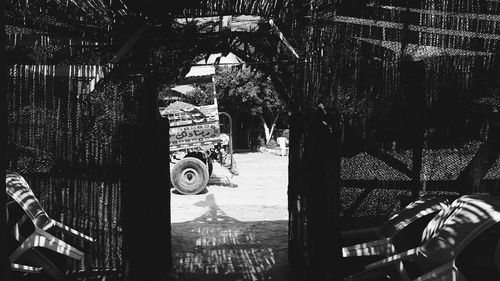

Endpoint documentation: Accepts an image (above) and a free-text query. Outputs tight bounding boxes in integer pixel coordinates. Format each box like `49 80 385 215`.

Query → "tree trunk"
260 113 280 144
259 115 272 144
268 123 276 143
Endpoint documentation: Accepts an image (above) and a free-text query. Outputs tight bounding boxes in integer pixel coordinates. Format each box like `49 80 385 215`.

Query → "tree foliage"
188 66 282 114
186 66 286 143
220 67 282 116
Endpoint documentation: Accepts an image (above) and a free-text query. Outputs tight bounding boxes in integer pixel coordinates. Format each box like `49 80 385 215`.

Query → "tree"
187 66 285 144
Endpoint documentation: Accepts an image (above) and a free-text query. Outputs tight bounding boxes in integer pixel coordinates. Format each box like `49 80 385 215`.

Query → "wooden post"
457 116 500 193
288 111 306 274
120 76 171 281
120 29 172 280
401 1 425 199
306 105 341 280
288 105 342 280
401 0 425 200
1 0 11 277
400 60 426 199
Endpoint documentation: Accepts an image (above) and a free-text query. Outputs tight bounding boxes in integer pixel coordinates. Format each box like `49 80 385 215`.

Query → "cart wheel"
171 157 209 195
207 157 213 177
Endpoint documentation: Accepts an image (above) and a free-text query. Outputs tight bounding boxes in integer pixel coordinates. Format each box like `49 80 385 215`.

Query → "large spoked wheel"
171 157 209 195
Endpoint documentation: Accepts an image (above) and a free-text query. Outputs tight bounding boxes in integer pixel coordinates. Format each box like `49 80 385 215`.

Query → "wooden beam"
355 37 493 59
342 179 500 192
173 15 300 58
365 147 414 179
367 4 500 22
332 16 404 29
269 19 300 59
344 125 414 181
329 16 500 40
341 187 374 223
410 24 500 40
174 15 265 33
110 25 146 64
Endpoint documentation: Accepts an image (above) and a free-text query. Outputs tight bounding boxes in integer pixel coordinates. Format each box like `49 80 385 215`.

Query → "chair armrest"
365 248 420 270
11 263 42 273
10 228 85 261
53 220 94 242
346 262 403 281
342 238 396 257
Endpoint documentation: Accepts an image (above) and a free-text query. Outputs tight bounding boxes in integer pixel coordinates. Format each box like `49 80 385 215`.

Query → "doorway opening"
165 53 291 281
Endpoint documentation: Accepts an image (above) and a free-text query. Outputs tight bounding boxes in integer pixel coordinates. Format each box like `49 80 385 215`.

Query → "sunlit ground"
170 152 290 281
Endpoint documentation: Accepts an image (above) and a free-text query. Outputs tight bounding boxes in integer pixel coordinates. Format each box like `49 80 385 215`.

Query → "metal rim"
179 167 201 190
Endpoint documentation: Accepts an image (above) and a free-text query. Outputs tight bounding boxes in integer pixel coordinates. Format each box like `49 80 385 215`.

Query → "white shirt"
277 137 288 147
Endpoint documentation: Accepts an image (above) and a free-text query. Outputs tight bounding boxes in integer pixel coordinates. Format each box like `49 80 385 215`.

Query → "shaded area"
171 194 289 281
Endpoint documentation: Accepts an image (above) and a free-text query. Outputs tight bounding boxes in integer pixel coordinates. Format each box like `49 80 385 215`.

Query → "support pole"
401 1 425 199
219 112 234 170
121 76 171 281
400 60 426 199
120 29 172 280
288 106 342 280
1 0 10 277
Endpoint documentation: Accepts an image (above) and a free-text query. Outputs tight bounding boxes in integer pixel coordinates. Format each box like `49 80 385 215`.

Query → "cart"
160 101 236 194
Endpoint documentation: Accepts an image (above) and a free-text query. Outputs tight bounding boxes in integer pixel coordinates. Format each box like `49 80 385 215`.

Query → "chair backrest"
420 206 449 243
378 196 449 238
5 171 52 230
421 195 500 263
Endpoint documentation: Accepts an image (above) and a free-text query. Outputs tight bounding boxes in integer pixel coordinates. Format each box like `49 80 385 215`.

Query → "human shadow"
170 194 289 281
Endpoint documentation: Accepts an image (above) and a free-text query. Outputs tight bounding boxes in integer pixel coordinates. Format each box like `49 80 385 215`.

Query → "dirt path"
170 152 290 281
171 151 288 223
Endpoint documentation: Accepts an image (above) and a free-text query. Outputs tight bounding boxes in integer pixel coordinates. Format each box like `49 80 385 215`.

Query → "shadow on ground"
170 194 289 281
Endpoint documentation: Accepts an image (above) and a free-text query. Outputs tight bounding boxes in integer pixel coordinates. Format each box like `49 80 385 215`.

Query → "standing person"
277 136 288 157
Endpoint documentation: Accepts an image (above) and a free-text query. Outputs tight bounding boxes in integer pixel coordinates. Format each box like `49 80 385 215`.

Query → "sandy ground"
170 151 290 281
171 151 288 223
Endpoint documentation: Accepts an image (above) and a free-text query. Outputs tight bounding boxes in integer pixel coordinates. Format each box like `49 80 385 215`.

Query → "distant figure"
219 133 229 146
276 136 288 157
